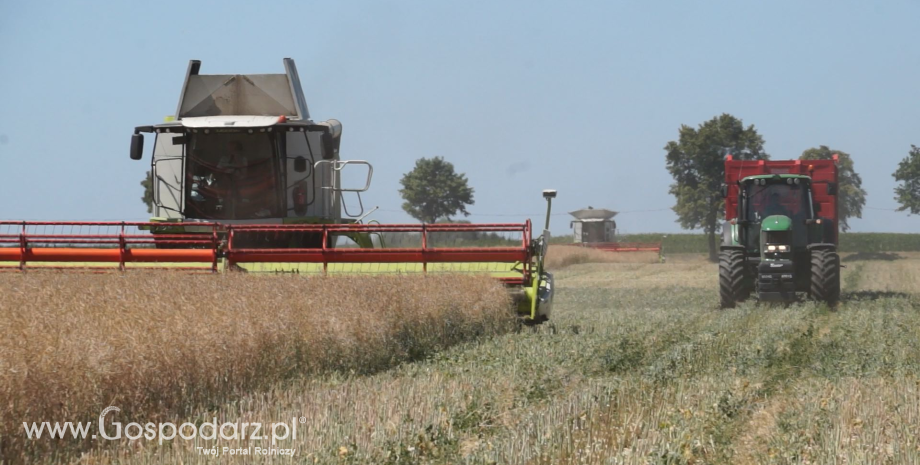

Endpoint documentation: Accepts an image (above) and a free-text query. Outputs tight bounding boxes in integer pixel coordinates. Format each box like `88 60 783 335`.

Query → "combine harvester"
0 59 556 323
569 207 662 257
719 156 840 307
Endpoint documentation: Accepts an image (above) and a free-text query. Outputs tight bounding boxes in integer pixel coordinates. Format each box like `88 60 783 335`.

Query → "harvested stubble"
545 245 660 269
0 273 515 461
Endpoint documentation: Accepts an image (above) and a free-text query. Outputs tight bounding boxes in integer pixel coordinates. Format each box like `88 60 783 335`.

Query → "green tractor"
719 157 841 308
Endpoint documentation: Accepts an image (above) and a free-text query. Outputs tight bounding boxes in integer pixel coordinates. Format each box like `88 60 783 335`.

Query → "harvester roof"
568 208 617 221
173 58 310 125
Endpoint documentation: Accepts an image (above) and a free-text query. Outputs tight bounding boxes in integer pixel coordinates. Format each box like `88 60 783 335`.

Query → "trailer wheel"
719 250 751 308
809 249 840 305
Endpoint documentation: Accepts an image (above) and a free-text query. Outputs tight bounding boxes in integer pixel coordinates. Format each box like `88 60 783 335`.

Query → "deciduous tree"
800 146 866 231
665 114 768 261
399 157 475 224
893 145 920 214
141 171 154 214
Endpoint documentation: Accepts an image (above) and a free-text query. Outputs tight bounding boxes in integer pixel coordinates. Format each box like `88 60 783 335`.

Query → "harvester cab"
719 156 841 307
0 58 557 324
130 58 369 229
568 207 662 255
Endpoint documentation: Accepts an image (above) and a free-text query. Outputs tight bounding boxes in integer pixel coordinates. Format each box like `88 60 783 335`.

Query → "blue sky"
1 0 918 234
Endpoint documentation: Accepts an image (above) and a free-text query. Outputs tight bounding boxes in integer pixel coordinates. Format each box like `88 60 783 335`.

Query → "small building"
569 207 617 243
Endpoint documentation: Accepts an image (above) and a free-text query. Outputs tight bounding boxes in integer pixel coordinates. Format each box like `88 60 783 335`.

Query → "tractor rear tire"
719 249 751 308
810 249 840 305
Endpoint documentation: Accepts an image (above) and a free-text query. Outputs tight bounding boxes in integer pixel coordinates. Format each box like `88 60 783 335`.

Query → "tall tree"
800 146 866 231
141 171 154 214
399 157 475 223
893 145 920 214
665 114 768 261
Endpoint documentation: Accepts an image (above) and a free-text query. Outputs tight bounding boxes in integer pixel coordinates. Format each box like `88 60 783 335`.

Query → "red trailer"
724 155 840 244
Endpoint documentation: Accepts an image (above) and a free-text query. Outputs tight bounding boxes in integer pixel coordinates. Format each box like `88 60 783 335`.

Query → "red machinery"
0 222 533 283
0 59 558 323
724 155 839 244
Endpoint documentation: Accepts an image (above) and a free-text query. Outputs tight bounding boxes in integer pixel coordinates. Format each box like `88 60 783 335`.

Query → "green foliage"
375 219 516 248
838 233 920 252
381 424 458 465
665 114 768 260
893 145 920 214
399 157 475 224
548 233 706 253
619 233 708 253
800 146 867 231
614 232 920 253
140 170 154 214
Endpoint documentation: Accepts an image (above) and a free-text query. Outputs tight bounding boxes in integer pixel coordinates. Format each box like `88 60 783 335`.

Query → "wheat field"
4 251 920 464
0 273 515 463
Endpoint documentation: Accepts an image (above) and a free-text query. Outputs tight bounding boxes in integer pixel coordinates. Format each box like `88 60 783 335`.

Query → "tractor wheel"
719 249 751 308
809 249 840 305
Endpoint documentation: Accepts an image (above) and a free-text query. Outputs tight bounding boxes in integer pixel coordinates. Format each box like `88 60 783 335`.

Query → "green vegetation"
141 170 154 214
800 146 867 232
399 156 475 223
665 113 768 261
553 232 920 253
893 144 920 214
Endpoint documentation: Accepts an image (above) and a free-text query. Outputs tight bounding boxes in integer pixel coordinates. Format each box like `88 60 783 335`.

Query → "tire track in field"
545 298 828 464
729 306 834 464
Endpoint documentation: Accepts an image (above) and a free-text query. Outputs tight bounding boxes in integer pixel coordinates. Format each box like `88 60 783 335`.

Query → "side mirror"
826 182 837 196
720 184 728 198
319 119 343 160
130 134 144 160
293 156 307 173
321 133 340 160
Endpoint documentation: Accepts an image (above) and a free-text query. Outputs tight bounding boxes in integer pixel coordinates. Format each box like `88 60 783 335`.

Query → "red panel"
0 248 215 263
724 158 838 243
228 248 528 264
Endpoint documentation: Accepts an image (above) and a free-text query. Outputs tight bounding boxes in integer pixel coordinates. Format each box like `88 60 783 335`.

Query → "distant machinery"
569 207 618 243
569 207 662 255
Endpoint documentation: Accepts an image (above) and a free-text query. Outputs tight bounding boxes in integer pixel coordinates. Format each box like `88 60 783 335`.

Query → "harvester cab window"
184 133 280 220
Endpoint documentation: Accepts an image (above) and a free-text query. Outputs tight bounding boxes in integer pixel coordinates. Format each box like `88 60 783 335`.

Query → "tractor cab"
734 175 815 253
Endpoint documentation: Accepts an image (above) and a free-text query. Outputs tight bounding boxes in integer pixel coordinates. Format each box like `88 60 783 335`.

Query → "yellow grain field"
0 273 515 462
